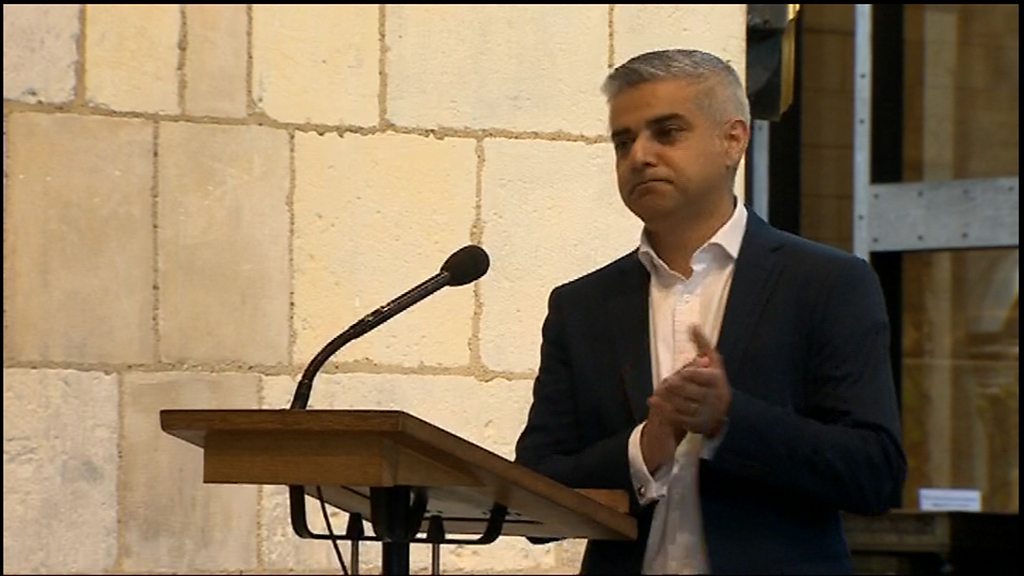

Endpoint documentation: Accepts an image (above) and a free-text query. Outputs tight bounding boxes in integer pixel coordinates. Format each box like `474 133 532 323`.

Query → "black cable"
315 485 349 575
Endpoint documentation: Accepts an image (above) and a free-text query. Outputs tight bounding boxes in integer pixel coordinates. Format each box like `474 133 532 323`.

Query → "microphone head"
440 245 490 286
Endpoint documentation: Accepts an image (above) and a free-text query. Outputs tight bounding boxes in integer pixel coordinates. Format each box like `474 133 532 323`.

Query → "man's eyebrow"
611 113 689 139
646 113 686 127
610 127 633 140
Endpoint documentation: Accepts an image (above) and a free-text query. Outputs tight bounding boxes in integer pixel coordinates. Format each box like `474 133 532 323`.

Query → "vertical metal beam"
853 5 873 260
751 119 771 221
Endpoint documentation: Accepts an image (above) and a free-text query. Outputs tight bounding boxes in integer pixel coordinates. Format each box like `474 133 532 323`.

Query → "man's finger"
653 382 691 407
689 324 714 355
689 324 723 365
678 366 720 388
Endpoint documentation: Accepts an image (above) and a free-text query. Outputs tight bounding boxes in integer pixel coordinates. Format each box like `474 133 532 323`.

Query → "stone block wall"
3 5 745 573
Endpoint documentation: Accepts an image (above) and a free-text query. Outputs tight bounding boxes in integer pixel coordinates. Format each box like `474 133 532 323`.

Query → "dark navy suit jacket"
515 212 906 574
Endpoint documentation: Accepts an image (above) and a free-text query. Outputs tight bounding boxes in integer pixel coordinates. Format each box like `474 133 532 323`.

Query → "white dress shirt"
626 203 747 574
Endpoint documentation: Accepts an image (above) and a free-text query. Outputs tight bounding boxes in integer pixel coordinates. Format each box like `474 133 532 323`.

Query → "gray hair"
602 49 751 125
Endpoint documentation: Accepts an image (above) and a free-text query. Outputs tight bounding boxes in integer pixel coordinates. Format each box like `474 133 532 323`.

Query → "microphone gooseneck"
288 245 489 410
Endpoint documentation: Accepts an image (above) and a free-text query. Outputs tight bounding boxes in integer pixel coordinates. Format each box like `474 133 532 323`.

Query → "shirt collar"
637 200 748 279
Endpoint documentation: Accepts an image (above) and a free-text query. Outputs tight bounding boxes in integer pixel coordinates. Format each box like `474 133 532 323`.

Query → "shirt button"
637 485 647 497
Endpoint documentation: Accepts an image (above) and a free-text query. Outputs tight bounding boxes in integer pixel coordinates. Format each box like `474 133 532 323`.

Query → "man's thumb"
689 324 722 366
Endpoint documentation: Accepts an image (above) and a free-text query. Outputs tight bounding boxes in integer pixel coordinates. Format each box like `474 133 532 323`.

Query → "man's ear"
722 118 751 169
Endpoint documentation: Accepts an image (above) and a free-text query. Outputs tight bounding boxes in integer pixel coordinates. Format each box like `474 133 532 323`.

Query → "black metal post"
381 541 411 575
370 486 427 575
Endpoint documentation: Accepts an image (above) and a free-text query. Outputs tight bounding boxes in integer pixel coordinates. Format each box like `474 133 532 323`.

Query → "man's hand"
648 325 732 440
640 405 681 473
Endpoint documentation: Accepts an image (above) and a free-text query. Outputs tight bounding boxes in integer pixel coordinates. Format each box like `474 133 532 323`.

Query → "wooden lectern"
844 510 1019 574
161 409 637 574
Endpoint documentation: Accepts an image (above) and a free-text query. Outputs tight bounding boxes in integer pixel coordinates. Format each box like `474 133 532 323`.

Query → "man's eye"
613 139 633 155
655 126 683 141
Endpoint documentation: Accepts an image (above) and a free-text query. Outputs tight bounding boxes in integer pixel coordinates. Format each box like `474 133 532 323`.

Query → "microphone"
288 244 489 410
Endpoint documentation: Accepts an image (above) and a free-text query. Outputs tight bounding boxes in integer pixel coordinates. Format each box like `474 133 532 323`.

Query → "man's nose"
627 133 657 168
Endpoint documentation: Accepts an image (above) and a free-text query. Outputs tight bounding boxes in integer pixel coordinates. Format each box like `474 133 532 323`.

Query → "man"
515 49 906 574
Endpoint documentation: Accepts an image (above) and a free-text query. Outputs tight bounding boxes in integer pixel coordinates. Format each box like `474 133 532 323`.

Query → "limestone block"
252 5 378 125
120 372 259 571
5 113 154 364
479 139 638 373
158 122 290 365
2 369 119 574
85 5 180 113
184 5 247 118
614 5 746 70
387 5 608 134
293 132 476 367
3 4 79 103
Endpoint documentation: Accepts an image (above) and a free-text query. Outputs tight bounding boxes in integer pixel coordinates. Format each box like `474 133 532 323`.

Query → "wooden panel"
394 410 635 538
161 409 637 540
204 432 394 486
577 488 629 514
845 510 1018 553
844 511 1019 574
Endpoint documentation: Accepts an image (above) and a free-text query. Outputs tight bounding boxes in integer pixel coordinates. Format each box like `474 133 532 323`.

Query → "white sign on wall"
919 488 982 512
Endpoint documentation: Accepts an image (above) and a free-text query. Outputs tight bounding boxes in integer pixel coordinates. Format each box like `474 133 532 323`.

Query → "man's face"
608 78 744 226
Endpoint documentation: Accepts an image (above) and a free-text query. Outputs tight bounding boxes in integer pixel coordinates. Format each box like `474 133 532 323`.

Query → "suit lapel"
608 256 652 424
718 213 784 377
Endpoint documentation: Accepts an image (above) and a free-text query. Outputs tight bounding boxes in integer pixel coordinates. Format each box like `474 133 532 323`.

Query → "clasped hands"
640 325 732 472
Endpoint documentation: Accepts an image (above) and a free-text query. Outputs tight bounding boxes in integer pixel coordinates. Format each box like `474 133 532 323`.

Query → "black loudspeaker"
747 5 798 121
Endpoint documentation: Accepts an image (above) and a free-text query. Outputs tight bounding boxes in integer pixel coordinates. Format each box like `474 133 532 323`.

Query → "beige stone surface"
85 4 180 113
479 139 639 373
184 4 247 118
293 132 476 368
260 374 565 573
158 122 290 365
387 5 608 134
252 5 378 125
2 369 119 574
5 113 155 363
3 5 80 103
614 5 746 70
120 372 259 571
